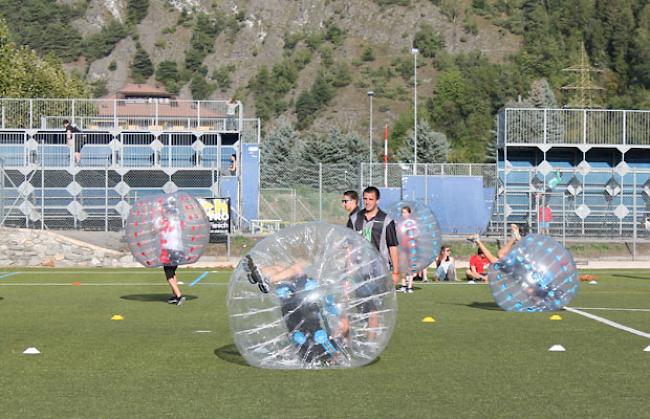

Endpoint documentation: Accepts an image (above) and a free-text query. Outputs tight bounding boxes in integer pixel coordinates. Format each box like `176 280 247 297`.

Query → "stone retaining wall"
0 227 136 267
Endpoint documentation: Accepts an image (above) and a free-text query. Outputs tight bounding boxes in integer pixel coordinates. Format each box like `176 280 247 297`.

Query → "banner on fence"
198 197 231 235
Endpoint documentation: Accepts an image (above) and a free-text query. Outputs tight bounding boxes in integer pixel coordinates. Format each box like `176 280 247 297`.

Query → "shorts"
539 221 550 229
161 249 185 266
163 265 177 279
275 275 340 364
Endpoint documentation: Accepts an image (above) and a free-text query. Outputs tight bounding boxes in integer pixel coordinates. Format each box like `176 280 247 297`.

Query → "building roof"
109 83 172 99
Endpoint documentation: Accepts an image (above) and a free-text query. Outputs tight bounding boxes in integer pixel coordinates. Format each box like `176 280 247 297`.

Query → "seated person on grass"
465 247 491 283
435 246 457 281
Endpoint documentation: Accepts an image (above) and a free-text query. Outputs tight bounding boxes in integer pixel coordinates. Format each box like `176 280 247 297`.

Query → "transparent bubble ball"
125 192 211 267
227 222 397 369
488 234 579 312
385 201 442 276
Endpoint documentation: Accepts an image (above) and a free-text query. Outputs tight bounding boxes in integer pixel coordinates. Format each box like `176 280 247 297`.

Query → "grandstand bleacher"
0 95 261 231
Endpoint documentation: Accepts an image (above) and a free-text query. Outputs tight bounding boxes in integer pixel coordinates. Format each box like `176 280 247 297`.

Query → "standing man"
342 190 360 219
347 186 400 285
63 119 82 165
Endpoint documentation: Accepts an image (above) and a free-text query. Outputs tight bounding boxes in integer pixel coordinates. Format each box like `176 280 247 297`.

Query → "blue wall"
401 175 493 234
241 143 260 222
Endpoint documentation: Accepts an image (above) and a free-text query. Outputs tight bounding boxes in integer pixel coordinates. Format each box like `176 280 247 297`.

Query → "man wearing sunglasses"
341 190 360 219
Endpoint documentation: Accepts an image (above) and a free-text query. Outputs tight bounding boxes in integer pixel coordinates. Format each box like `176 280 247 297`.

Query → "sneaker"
397 286 406 293
167 295 179 304
406 288 414 293
244 255 269 293
468 280 475 284
466 234 479 246
176 295 186 306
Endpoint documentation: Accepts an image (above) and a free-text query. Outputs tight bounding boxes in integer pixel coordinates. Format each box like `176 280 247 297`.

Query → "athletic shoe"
406 288 414 293
168 295 179 304
468 280 475 284
466 234 479 246
397 287 406 293
244 255 269 293
176 296 186 306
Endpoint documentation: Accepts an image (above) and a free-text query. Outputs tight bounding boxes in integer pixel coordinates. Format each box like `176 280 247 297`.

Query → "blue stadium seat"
201 146 219 168
201 146 235 172
40 145 70 167
122 146 154 167
161 146 195 168
0 145 26 166
80 145 112 167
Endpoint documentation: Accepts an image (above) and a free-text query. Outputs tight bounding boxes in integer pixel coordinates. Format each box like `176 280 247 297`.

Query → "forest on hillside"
1 0 649 163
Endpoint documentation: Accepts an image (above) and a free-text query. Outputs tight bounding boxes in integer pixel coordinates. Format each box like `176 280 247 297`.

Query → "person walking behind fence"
226 97 238 130
63 119 82 165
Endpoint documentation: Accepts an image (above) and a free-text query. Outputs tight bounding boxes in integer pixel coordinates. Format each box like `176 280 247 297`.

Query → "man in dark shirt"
63 119 82 165
342 190 360 219
347 186 400 285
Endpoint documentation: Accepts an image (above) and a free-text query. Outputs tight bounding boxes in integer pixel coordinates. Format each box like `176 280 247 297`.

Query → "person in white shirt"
435 246 457 281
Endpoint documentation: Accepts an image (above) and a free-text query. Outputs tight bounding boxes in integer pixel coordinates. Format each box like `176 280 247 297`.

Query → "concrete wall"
0 227 134 267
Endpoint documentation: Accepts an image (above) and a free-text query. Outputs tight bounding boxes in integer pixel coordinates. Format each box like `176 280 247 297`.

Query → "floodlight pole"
412 47 419 175
368 91 374 184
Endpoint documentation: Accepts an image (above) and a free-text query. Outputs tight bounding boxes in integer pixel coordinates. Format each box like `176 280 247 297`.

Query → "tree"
130 43 153 83
0 19 88 98
261 121 303 187
190 73 215 100
127 0 149 25
413 23 446 58
155 60 179 93
396 120 449 163
82 20 128 61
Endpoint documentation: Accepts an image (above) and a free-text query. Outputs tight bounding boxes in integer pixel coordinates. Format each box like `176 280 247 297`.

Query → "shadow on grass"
612 274 650 280
214 343 383 368
120 294 198 303
465 301 501 311
215 344 249 367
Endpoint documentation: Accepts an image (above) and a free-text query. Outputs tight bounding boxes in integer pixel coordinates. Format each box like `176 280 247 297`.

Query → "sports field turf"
1 268 648 418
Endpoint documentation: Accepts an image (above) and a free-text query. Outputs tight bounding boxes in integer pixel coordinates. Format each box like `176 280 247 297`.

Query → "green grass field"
1 269 649 418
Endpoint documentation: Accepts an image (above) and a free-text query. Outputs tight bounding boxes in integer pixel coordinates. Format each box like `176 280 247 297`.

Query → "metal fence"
0 157 234 231
499 108 650 146
0 98 244 132
496 165 650 256
259 162 498 228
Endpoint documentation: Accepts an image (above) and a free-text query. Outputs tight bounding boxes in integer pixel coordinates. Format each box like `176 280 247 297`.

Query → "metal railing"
499 108 650 146
0 98 244 132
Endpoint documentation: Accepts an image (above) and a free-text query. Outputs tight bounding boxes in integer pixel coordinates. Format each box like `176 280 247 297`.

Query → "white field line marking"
8 271 225 275
415 282 486 285
564 307 650 339
0 282 227 287
571 307 650 313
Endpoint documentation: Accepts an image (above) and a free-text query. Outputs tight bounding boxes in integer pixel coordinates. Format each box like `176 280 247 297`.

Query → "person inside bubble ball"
243 255 351 366
397 205 417 293
154 196 186 306
466 223 522 265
